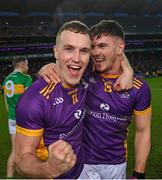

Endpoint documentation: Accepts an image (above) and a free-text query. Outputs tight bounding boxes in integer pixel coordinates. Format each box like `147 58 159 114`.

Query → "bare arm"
4 92 9 112
39 54 133 91
114 53 133 91
15 133 76 178
134 110 151 173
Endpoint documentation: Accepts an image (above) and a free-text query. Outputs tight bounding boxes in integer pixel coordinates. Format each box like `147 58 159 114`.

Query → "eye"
81 48 90 54
91 45 95 50
65 47 73 51
99 43 107 48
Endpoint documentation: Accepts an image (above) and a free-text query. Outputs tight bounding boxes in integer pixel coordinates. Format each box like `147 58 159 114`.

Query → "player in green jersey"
3 57 32 177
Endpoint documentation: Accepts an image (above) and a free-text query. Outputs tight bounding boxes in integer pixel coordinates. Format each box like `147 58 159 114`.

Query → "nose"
92 47 100 57
73 49 81 63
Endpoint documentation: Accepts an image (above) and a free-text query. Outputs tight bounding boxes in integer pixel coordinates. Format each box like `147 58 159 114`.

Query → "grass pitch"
0 77 162 178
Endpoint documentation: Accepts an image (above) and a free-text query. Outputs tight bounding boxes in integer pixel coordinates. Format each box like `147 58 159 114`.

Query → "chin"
95 67 104 73
66 78 81 86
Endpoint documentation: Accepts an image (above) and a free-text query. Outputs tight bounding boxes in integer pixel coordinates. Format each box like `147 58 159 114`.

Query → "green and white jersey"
2 71 32 120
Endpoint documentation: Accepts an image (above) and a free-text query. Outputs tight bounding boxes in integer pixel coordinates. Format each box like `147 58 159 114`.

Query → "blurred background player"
2 57 32 177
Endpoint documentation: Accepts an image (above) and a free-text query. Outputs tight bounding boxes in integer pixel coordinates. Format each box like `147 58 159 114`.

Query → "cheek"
82 56 90 66
91 49 95 56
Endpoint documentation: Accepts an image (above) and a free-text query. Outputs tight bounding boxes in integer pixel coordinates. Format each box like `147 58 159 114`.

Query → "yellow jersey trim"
100 74 120 79
62 83 74 89
133 77 143 85
3 84 25 95
133 106 152 116
16 125 44 136
133 80 142 87
14 84 25 94
36 137 48 161
133 84 140 89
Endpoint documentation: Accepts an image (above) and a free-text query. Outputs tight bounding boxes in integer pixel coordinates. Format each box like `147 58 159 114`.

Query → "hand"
113 70 133 91
38 63 61 84
46 140 76 178
113 53 133 91
127 171 145 179
127 175 138 179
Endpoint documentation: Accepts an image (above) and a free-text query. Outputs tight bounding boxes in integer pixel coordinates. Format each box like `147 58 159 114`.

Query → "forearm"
120 53 133 74
134 130 151 172
15 153 56 178
4 94 9 112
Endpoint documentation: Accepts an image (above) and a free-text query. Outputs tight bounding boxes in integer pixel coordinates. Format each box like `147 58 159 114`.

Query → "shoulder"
19 72 32 80
18 77 57 104
3 72 13 82
133 76 150 91
16 78 49 117
21 77 48 97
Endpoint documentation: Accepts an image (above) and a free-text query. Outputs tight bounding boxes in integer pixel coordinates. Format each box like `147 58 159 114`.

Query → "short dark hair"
90 20 125 40
12 57 27 68
56 20 90 45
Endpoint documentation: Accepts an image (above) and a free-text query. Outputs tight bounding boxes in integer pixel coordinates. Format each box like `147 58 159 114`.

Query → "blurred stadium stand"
0 0 162 83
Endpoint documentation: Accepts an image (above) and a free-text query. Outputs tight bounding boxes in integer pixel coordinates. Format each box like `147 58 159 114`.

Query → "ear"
21 62 25 69
53 45 59 59
117 42 125 55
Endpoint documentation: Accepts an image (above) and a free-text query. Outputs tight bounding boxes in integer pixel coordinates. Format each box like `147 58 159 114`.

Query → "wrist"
132 170 145 179
45 161 60 178
123 68 133 75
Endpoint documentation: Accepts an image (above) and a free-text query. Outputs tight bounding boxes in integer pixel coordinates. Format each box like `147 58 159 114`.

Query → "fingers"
43 73 52 83
113 79 132 91
47 140 76 177
48 140 76 166
38 63 61 84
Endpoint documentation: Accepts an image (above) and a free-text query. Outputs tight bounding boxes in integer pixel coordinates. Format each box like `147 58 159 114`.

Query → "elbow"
14 154 25 176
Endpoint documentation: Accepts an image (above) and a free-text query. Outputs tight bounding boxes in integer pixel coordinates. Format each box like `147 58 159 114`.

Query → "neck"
14 68 23 73
104 57 122 75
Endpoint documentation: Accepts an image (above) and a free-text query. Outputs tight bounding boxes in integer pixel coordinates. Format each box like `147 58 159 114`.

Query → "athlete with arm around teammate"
80 20 151 179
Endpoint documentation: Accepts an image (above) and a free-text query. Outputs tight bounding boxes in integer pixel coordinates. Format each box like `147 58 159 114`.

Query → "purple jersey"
83 73 151 165
16 77 88 179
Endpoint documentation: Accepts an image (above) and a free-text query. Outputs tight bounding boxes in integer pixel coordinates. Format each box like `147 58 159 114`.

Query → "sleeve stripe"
16 125 44 136
39 83 51 94
133 81 142 87
46 84 56 99
133 84 140 89
133 106 152 116
133 77 143 85
40 83 54 96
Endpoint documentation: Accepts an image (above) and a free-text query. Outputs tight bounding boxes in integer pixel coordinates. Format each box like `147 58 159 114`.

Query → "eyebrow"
64 44 74 48
64 44 91 50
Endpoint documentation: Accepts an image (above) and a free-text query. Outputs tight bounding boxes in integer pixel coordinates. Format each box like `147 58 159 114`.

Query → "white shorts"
78 162 127 179
8 119 16 134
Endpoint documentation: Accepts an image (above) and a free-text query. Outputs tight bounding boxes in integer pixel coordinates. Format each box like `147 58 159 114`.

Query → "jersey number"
5 80 14 97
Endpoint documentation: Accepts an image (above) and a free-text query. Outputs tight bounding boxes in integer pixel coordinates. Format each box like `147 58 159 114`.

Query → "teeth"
69 65 80 70
95 59 104 62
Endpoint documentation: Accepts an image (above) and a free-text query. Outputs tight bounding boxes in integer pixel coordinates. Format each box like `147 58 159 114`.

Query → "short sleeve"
133 81 151 115
16 89 45 136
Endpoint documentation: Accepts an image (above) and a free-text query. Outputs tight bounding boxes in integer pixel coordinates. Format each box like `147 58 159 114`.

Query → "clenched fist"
46 139 77 178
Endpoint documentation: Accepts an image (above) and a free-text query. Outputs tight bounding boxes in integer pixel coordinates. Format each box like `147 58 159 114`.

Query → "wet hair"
12 57 27 68
90 20 125 40
56 20 90 45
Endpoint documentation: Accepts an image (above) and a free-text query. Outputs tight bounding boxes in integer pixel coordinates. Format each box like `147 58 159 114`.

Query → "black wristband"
132 170 145 179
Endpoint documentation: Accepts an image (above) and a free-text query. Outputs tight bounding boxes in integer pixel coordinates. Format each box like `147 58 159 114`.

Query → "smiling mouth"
68 65 81 76
93 57 105 62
